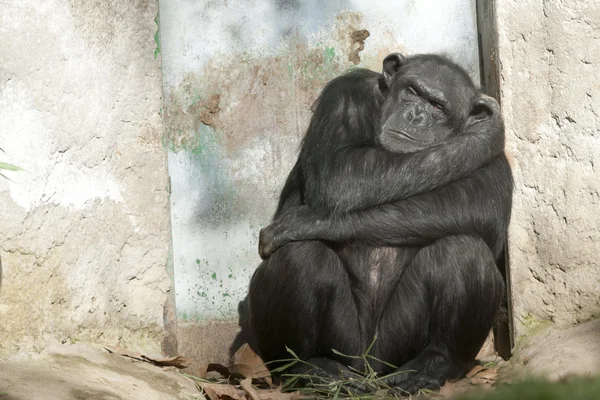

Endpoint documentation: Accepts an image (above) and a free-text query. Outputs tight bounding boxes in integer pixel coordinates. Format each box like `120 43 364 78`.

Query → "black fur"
239 53 513 394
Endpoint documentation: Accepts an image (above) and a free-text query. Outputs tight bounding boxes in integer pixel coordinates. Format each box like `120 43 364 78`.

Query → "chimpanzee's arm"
302 134 504 214
260 155 513 260
297 70 505 214
272 160 303 219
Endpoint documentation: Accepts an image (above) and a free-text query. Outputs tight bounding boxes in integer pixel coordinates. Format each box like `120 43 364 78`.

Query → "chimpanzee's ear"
466 94 498 125
382 53 407 86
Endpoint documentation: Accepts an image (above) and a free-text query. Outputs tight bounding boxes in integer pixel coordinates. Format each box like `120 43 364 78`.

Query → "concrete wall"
498 0 600 340
0 0 172 356
159 0 480 361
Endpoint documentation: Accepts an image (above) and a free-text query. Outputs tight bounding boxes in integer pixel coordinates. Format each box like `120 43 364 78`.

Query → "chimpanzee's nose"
403 103 426 126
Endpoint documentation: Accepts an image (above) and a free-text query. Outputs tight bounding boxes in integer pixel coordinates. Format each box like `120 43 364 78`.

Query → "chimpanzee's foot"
388 371 444 396
285 357 370 394
384 346 456 395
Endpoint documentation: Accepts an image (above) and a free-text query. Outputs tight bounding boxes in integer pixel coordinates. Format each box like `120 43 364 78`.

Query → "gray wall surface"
0 0 172 356
498 0 600 340
158 0 481 324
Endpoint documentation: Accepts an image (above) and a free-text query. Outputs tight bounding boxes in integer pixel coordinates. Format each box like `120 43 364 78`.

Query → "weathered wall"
0 0 172 356
160 0 481 325
498 1 600 340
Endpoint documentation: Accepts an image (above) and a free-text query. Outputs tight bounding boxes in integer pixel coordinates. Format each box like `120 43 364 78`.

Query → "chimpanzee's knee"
247 241 346 362
420 234 504 301
417 234 504 361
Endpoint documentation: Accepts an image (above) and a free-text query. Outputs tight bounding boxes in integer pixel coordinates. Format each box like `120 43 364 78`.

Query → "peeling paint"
154 12 160 59
163 45 350 157
349 29 370 65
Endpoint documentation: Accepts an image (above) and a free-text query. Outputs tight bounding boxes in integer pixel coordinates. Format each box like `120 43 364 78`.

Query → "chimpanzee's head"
378 53 499 154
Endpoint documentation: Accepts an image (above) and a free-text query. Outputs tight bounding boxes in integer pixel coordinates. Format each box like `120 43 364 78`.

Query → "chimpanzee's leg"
378 234 504 394
248 241 368 366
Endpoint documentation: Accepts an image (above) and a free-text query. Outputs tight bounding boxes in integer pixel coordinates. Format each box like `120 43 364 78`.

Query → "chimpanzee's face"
379 56 476 154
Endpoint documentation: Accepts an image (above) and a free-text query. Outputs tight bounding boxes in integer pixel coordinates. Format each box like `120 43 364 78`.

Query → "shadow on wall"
229 296 255 359
207 0 352 53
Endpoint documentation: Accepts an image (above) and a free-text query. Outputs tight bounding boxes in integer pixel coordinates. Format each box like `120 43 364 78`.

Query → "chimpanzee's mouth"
387 129 416 141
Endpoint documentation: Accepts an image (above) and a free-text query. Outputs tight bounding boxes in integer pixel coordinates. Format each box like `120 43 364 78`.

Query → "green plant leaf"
269 360 299 373
331 348 363 359
285 346 300 360
0 161 23 171
365 354 398 369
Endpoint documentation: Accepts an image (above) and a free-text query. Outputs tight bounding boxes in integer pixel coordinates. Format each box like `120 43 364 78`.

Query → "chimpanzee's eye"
431 101 446 114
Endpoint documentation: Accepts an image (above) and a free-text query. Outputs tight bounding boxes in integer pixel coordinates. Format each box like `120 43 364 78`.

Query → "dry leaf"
468 367 498 388
232 344 271 380
475 368 498 381
254 388 300 400
256 390 300 400
438 380 455 397
153 355 191 368
241 377 261 400
469 377 494 389
441 378 477 398
197 344 273 387
104 345 146 362
470 377 488 386
197 363 235 379
104 345 190 369
464 364 498 390
198 382 245 400
197 364 209 378
239 379 301 400
200 385 219 400
465 365 486 379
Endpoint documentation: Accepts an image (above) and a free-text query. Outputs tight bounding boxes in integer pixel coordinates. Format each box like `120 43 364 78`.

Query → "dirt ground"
0 319 598 400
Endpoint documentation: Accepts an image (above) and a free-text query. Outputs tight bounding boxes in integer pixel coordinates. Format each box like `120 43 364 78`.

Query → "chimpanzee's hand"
258 222 288 260
258 206 317 260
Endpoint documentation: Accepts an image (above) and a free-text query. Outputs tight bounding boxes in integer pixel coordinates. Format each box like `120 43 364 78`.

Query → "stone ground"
500 318 600 381
0 343 204 400
0 319 598 399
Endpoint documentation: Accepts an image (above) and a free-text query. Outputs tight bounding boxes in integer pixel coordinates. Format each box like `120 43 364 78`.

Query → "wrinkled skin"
378 54 493 154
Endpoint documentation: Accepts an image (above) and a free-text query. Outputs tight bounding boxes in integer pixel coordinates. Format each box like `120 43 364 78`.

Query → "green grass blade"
264 358 297 365
0 162 23 171
331 348 363 359
364 335 377 356
270 360 299 373
285 346 300 360
365 354 398 369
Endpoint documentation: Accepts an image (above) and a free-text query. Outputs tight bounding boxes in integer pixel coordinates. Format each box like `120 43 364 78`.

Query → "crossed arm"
260 155 513 260
298 126 505 214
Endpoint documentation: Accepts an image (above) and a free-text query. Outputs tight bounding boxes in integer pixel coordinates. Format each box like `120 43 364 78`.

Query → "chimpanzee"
246 53 513 394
